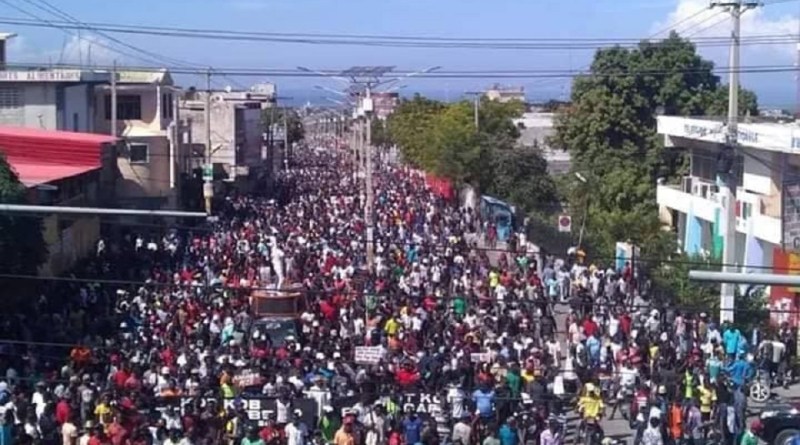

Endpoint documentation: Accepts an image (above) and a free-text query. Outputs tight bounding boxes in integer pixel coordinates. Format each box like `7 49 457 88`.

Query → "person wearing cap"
284 409 308 445
333 414 356 445
740 419 762 445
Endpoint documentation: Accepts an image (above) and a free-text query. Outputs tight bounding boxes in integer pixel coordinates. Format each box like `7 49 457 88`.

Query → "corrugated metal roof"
0 126 115 186
9 160 99 188
0 126 118 145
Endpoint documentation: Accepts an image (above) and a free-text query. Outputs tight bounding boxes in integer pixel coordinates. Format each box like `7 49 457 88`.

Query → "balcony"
657 176 781 245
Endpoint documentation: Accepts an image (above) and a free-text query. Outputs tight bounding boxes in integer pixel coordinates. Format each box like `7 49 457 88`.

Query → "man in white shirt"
285 410 309 445
61 414 78 445
446 384 466 420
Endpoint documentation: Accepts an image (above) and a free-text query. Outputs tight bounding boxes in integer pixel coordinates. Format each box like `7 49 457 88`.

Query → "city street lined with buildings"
1 0 800 445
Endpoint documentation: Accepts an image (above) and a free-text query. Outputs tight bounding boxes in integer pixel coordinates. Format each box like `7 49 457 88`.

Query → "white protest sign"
470 352 490 363
354 346 385 365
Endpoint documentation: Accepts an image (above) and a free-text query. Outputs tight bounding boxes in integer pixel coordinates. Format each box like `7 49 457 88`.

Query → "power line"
13 0 245 90
3 62 800 79
0 17 798 50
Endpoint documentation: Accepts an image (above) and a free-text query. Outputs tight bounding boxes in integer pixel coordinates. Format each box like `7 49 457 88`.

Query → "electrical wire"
3 62 799 79
0 14 789 45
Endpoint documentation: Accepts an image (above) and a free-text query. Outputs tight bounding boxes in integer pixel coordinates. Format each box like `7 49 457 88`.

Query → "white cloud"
651 0 798 66
6 34 125 66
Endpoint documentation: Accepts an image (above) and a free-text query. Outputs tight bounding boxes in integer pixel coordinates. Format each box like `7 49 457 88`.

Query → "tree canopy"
553 32 758 258
387 95 559 214
0 153 46 278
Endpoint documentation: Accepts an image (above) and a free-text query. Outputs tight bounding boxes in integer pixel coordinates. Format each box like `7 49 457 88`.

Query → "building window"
105 95 142 120
0 87 21 108
161 93 174 119
129 143 149 164
72 113 79 131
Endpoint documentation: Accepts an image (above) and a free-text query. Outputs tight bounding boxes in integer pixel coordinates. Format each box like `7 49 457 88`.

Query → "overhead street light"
297 66 350 85
315 85 348 97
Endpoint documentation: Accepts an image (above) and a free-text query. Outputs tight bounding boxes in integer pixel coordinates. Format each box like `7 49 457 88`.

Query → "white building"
179 87 274 192
513 112 571 174
655 115 800 322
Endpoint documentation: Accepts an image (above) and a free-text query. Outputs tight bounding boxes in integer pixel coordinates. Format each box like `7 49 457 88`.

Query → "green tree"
553 32 759 258
262 107 305 145
0 153 46 280
387 94 445 167
486 145 559 213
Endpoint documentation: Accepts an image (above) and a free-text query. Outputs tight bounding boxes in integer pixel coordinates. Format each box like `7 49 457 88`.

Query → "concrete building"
655 115 800 323
94 69 183 209
513 112 571 174
371 92 399 120
179 87 274 192
484 84 525 103
0 126 118 276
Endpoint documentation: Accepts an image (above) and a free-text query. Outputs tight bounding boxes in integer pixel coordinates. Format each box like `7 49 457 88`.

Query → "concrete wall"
63 84 93 132
23 83 58 129
95 87 162 136
242 107 263 167
116 136 174 202
39 214 100 276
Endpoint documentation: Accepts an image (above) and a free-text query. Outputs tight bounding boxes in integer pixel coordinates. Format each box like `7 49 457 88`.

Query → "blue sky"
4 0 800 107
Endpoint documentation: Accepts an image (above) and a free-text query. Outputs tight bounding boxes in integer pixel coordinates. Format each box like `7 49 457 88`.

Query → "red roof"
0 126 118 187
10 160 99 188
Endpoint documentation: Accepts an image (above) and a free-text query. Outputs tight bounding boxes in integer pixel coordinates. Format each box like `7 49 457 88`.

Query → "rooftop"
0 126 119 145
11 161 99 188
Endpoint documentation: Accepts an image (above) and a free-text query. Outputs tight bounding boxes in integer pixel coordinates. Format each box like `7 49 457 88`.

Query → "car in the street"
759 402 800 445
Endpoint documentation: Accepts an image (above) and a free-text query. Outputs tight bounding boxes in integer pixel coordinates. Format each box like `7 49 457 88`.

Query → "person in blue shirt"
473 384 496 419
402 409 423 445
726 354 752 388
499 417 520 445
707 353 723 383
723 323 742 361
586 334 601 368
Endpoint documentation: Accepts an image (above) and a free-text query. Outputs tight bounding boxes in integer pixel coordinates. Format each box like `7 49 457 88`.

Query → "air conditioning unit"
682 177 693 193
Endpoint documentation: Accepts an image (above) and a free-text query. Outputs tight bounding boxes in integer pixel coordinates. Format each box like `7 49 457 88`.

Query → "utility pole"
711 0 759 323
110 60 117 137
203 68 213 215
283 110 290 168
466 91 483 193
364 86 375 271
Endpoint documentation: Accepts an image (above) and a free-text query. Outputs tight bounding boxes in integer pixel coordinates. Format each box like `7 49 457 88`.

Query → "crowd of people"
0 147 796 445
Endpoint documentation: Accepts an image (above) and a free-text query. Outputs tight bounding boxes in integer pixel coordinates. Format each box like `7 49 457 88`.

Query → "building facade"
94 70 183 209
179 88 273 192
655 115 800 323
513 112 571 174
484 84 525 103
0 126 118 276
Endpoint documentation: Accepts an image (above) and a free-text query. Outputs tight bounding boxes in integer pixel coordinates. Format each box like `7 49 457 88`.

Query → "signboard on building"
0 69 82 82
782 182 800 251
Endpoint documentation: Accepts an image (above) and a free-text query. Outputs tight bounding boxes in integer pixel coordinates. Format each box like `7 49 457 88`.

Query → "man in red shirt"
55 395 71 425
582 314 599 338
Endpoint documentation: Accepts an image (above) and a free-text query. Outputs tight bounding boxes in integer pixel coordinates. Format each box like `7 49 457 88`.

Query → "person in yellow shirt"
489 270 499 289
94 393 112 427
697 380 716 421
384 315 400 337
578 383 604 420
